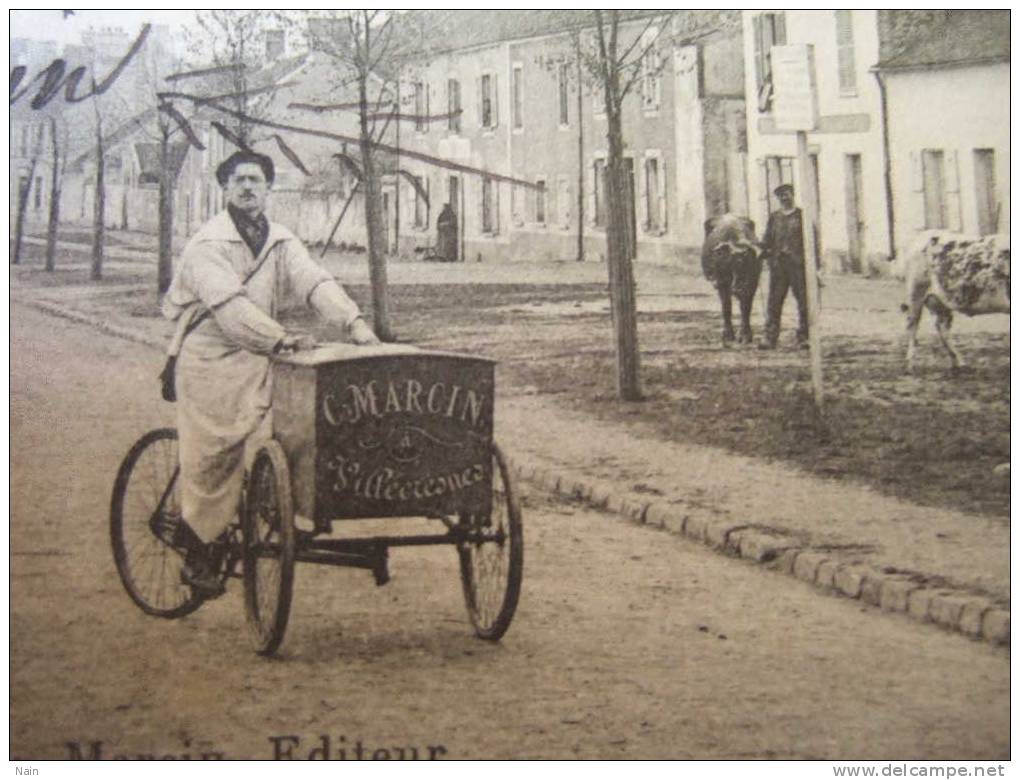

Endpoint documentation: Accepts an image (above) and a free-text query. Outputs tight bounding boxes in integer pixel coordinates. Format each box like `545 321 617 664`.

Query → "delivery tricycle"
110 344 523 655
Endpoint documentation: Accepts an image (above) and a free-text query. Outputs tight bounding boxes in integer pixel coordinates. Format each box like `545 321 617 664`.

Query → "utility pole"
772 43 824 410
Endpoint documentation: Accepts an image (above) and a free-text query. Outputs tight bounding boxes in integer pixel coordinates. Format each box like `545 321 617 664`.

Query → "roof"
876 10 1010 70
134 141 190 183
405 10 673 56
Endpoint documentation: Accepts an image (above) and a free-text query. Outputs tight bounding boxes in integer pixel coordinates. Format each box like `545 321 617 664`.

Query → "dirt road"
10 304 1009 759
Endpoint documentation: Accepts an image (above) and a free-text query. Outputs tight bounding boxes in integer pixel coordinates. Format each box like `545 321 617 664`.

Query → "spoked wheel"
457 443 524 641
243 440 296 656
110 428 203 619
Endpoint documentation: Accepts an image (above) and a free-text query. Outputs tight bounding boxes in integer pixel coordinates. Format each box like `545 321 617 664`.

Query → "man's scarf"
227 204 270 258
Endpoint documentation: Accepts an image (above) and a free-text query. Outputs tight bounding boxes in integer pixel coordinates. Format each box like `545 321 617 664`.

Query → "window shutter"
589 163 598 226
424 83 430 134
757 157 772 224
492 73 500 128
638 159 649 230
659 159 668 231
494 180 500 234
560 178 572 230
477 77 483 127
774 12 787 44
752 14 764 95
945 149 961 231
909 151 926 231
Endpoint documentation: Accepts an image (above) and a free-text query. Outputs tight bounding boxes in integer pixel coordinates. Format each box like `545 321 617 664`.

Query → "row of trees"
12 10 672 400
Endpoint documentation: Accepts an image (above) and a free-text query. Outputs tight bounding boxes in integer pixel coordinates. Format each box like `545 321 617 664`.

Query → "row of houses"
11 10 1009 274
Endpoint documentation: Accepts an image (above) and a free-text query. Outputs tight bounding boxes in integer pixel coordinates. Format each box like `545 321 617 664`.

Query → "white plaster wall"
886 63 1010 256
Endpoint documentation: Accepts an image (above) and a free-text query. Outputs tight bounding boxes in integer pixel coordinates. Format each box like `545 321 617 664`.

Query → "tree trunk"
358 69 394 341
45 187 60 272
91 119 105 281
157 134 174 294
12 155 38 266
575 37 585 263
604 106 642 400
45 116 60 272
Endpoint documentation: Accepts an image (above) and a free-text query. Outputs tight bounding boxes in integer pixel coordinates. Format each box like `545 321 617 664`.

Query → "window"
413 175 429 229
33 176 42 210
640 29 662 112
447 78 461 133
752 12 787 113
414 82 429 133
265 29 285 60
835 10 857 94
510 184 524 227
644 155 666 233
481 177 499 234
764 156 794 210
19 125 29 157
974 149 998 235
558 177 571 230
511 64 523 130
593 159 607 228
535 179 546 225
558 62 570 126
479 72 498 129
921 149 947 229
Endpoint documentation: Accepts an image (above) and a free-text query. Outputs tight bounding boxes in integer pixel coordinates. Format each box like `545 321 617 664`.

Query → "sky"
9 9 198 46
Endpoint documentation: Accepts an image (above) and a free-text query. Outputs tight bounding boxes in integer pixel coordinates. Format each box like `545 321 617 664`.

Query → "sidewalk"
11 250 1009 647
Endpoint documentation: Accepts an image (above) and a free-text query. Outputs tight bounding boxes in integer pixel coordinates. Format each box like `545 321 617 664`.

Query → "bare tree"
11 123 44 267
303 10 426 343
45 116 69 272
187 10 287 148
581 11 671 401
89 86 107 281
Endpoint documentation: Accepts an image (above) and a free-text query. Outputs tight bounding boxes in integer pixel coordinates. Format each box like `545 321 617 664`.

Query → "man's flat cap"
773 183 794 197
215 150 275 186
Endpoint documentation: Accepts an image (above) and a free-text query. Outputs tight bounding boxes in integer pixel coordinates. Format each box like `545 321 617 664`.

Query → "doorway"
844 154 864 273
448 175 460 262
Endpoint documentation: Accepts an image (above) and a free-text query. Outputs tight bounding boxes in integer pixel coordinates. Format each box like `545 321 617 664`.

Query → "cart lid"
273 342 495 366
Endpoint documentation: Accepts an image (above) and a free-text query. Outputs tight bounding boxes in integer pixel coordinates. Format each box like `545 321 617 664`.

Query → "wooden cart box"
272 344 495 525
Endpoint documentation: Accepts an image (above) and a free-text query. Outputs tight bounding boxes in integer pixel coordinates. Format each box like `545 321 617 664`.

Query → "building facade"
875 10 1009 256
743 10 892 275
395 10 748 267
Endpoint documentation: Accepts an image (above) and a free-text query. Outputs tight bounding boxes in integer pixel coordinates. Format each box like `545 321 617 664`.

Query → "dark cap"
215 150 275 187
774 183 794 197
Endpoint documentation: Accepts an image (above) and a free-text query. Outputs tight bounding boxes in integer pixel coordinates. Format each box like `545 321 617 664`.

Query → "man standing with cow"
758 183 819 350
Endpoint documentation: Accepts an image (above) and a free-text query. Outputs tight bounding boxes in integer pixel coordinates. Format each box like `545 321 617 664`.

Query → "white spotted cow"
701 214 763 345
901 230 1010 372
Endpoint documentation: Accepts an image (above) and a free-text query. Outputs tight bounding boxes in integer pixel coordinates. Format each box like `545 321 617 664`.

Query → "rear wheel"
458 443 523 641
110 428 203 618
243 440 296 656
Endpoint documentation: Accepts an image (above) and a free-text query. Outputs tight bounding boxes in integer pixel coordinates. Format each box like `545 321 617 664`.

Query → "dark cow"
701 214 763 345
901 230 1010 372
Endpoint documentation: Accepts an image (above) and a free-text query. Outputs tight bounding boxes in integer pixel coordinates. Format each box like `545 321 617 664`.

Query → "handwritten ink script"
10 24 150 110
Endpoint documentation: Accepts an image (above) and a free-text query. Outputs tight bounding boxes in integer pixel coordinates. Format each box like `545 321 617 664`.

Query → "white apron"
163 210 356 541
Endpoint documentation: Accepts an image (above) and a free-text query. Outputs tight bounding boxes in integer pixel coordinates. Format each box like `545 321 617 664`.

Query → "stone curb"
506 453 1010 648
20 297 1011 648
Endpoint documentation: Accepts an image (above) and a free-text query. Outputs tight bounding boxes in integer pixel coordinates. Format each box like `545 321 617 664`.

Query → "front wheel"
110 428 203 619
242 440 296 656
457 443 524 641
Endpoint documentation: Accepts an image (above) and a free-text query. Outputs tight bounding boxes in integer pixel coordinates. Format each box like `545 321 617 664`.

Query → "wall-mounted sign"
771 44 819 133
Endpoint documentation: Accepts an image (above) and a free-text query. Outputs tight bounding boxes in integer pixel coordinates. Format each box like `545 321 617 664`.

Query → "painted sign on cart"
272 346 494 524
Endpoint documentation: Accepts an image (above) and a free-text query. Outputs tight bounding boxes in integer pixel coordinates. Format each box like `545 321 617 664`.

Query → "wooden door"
844 154 863 273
